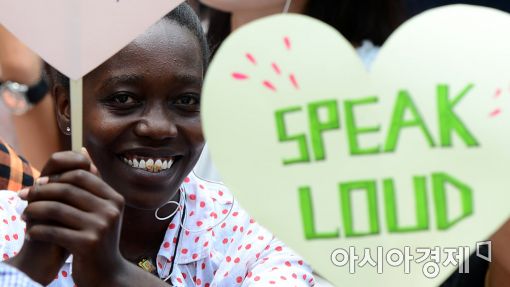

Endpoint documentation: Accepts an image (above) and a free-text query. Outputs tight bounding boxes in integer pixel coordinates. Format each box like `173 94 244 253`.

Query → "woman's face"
199 0 289 12
71 19 204 210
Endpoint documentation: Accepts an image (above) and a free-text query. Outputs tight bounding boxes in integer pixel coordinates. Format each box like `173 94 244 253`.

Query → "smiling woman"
73 13 206 210
0 3 314 287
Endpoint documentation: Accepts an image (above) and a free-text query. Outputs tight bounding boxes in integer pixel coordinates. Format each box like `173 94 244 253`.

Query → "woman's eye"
100 92 141 113
102 93 141 110
172 94 201 113
112 93 135 104
175 95 199 106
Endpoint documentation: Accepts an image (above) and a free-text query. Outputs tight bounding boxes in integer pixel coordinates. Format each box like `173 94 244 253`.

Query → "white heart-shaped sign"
202 5 510 286
0 0 184 79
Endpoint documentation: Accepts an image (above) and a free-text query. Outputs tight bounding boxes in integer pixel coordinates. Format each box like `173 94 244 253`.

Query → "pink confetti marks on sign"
490 108 502 117
232 72 249 80
494 88 502 98
271 62 281 75
284 36 291 50
230 36 301 93
246 53 257 65
489 88 504 118
289 73 300 90
263 81 277 92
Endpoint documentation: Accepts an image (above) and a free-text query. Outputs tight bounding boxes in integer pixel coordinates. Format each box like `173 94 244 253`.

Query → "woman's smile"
117 147 182 173
121 156 175 173
111 145 187 188
115 154 181 185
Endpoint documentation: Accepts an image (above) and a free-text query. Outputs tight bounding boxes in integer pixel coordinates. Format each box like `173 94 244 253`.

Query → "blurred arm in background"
0 25 61 170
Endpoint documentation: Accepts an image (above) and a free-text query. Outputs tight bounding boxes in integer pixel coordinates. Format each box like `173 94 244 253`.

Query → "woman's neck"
230 0 308 31
119 194 180 262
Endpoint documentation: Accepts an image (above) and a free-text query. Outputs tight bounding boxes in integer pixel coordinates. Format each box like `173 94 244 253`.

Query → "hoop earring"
155 200 180 221
283 0 292 13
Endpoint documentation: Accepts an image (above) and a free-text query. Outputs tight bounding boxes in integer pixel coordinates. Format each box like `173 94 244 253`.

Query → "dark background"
406 0 510 16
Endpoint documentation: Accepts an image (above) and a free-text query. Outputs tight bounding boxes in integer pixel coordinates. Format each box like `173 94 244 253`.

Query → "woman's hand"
7 151 94 285
20 150 128 287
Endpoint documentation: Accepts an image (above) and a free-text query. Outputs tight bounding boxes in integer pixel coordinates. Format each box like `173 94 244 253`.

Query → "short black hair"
46 3 209 89
165 2 210 72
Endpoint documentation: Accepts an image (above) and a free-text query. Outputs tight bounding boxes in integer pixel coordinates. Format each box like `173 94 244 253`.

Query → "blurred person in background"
406 0 510 17
0 137 39 191
203 0 403 55
0 25 62 170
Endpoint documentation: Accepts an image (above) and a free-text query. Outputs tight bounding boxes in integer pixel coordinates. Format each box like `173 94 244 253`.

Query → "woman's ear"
54 84 71 135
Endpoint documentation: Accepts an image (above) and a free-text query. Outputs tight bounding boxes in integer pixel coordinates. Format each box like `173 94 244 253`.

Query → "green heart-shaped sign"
202 5 510 286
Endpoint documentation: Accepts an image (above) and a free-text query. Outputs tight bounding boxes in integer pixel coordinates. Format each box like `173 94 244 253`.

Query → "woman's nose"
133 107 178 140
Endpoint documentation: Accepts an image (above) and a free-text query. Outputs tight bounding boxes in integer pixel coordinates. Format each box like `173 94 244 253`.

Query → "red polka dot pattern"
0 175 314 286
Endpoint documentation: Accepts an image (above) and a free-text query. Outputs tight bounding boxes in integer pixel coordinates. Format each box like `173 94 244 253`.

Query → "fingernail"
25 233 30 241
90 163 99 175
21 213 27 222
35 176 49 185
81 147 89 157
82 147 98 174
18 188 29 199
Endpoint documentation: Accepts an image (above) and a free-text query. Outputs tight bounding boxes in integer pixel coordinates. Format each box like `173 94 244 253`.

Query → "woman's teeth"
122 157 174 173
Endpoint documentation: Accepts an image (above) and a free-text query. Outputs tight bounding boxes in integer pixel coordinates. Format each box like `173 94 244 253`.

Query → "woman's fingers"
49 169 124 205
22 150 122 206
22 180 123 227
23 182 104 212
27 224 95 256
26 202 124 258
23 201 98 230
40 151 92 177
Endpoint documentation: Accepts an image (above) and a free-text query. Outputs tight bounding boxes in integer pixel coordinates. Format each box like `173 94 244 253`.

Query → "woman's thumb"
81 147 100 176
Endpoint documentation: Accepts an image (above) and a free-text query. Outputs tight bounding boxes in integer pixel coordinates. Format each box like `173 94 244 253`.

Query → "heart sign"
202 5 510 286
0 0 184 79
